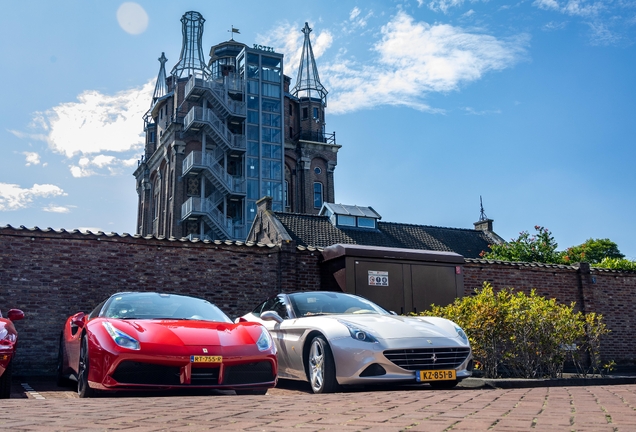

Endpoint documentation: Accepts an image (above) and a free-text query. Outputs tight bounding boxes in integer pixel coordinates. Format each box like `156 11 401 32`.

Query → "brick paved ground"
2 379 636 431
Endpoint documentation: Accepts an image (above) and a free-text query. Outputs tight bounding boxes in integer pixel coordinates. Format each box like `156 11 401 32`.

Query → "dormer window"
319 203 380 230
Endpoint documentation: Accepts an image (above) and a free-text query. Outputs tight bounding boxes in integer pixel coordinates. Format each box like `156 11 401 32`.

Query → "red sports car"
57 292 277 397
0 308 25 399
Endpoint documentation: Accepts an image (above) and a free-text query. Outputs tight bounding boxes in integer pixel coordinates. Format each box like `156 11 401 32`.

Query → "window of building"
247 158 259 178
313 182 323 208
338 215 355 226
262 83 280 98
247 179 259 199
247 141 259 156
313 107 319 119
247 95 259 110
314 167 322 175
262 127 281 143
302 107 308 119
247 110 259 124
247 80 259 95
262 113 281 127
247 53 259 64
284 180 289 208
289 104 293 116
357 217 376 228
262 98 280 113
247 125 259 141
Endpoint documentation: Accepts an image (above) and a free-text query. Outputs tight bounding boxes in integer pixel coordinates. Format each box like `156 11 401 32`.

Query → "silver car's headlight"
455 326 469 343
338 320 378 343
256 327 273 351
103 322 140 350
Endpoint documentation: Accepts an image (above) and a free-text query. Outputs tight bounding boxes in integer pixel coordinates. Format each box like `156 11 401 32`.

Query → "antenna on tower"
479 196 488 222
171 11 210 79
291 22 328 106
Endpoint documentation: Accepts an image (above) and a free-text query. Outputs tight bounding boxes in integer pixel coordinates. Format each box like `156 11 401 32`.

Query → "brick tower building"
134 12 340 240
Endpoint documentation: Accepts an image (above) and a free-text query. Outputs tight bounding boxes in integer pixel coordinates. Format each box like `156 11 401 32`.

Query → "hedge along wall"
463 259 636 369
0 227 321 376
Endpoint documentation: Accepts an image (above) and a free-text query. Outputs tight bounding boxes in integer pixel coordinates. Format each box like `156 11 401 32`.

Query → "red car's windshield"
101 293 232 323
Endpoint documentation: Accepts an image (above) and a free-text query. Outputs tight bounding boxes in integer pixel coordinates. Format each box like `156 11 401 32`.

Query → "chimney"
474 219 494 232
256 196 273 213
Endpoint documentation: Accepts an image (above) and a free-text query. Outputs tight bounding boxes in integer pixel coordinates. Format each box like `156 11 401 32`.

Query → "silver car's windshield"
101 293 232 323
288 292 388 317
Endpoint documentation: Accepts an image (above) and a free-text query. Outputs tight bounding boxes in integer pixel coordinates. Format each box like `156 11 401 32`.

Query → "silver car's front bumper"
329 336 472 386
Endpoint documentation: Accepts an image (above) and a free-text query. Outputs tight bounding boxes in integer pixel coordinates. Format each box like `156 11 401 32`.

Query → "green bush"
422 282 610 379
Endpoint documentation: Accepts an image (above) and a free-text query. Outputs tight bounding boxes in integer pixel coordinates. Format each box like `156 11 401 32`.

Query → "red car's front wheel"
78 337 96 398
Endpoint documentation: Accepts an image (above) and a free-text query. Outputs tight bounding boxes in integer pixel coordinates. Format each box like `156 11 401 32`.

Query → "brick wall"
463 259 636 369
0 227 320 376
2 225 634 376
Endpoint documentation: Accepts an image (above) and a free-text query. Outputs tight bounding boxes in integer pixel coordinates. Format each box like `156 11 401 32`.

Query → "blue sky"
1 0 635 259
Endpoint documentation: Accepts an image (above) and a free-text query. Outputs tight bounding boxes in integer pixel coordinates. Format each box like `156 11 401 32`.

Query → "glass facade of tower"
238 48 285 222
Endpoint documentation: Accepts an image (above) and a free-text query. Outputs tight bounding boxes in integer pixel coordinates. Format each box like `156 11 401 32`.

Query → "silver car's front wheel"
307 336 338 394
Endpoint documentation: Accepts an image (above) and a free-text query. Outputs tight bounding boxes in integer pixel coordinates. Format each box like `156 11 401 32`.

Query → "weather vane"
229 25 240 40
479 196 488 221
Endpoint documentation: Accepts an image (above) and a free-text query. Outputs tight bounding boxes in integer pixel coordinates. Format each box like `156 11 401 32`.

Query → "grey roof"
320 203 381 219
273 213 498 259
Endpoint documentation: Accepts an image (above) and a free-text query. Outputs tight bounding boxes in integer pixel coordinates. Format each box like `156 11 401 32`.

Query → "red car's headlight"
103 322 140 350
0 328 16 349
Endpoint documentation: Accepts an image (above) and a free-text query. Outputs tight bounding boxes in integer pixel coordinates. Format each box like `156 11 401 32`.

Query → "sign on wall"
368 270 389 286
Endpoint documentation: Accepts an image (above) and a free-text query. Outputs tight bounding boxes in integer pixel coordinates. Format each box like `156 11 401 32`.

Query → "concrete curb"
460 376 636 389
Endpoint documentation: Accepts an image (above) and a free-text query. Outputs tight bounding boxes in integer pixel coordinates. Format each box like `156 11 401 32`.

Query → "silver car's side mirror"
389 311 398 316
260 310 284 323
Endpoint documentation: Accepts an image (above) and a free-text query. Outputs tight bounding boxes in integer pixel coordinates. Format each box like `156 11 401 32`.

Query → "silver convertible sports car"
239 291 473 393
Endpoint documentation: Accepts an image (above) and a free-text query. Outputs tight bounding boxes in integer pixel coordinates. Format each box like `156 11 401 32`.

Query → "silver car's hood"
316 314 462 340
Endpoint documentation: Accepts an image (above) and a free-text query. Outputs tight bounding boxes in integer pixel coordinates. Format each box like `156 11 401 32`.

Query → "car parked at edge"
0 308 25 398
58 292 277 397
239 291 472 393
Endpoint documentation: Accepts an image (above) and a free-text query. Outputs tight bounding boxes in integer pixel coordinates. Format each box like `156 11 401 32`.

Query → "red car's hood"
105 319 258 347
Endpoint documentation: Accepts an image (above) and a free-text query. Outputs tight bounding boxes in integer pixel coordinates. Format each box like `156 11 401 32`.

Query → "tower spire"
152 52 169 104
292 22 328 106
171 11 210 79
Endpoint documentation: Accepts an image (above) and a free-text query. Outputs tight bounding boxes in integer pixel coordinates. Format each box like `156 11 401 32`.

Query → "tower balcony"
294 130 336 145
182 151 246 198
184 76 246 121
181 197 246 240
184 106 246 155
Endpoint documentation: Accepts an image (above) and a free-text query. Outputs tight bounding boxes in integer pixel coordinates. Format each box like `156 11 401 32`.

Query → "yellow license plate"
190 355 222 363
416 369 456 382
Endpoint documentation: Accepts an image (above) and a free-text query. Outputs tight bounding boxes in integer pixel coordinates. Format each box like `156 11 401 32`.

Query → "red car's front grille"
112 361 181 385
223 361 274 385
191 366 220 385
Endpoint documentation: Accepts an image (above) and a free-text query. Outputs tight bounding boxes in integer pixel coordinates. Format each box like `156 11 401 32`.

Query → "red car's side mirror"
71 312 86 328
7 309 24 322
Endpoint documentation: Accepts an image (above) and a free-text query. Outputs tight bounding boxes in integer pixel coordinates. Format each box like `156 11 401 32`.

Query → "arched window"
313 182 323 209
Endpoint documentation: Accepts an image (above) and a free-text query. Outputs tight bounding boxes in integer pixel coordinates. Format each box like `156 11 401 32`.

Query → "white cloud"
427 0 466 14
23 152 41 166
33 81 152 158
43 205 70 213
533 0 604 17
0 183 66 211
463 107 503 115
19 80 153 177
350 7 361 20
325 11 529 114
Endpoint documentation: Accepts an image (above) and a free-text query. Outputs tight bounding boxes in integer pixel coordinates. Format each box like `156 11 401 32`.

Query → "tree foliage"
481 227 636 270
480 225 563 264
562 238 624 264
424 283 611 379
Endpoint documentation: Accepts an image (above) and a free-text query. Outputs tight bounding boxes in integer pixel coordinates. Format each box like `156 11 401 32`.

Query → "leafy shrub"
422 282 610 379
593 257 636 272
